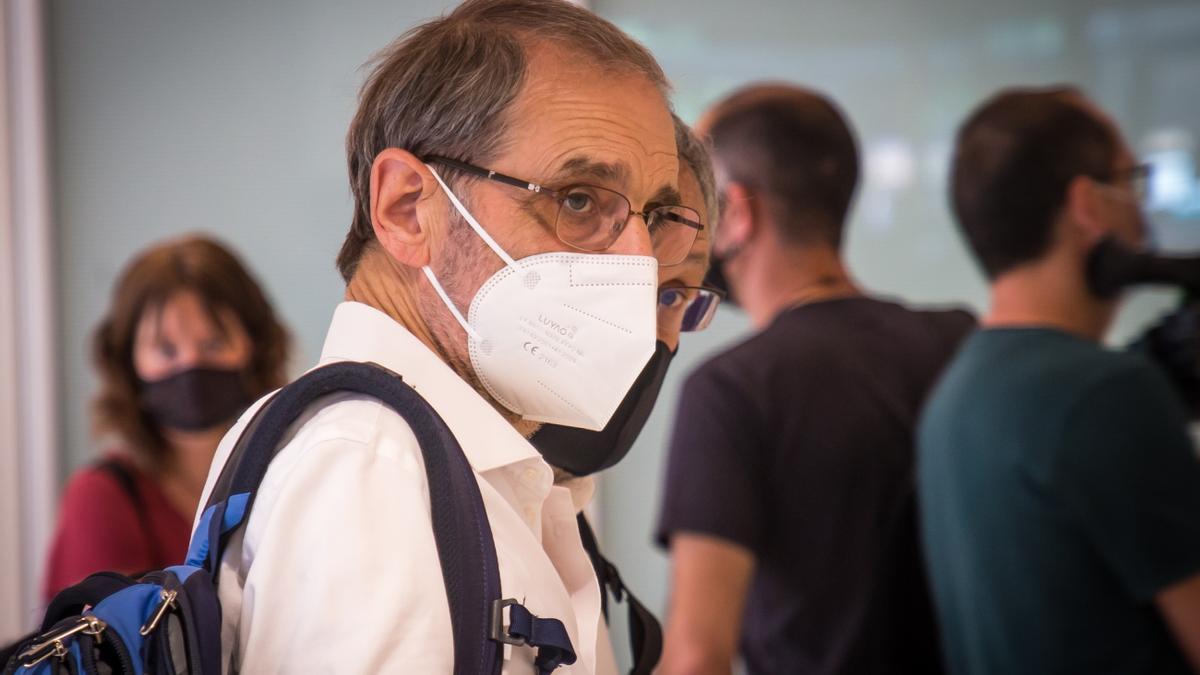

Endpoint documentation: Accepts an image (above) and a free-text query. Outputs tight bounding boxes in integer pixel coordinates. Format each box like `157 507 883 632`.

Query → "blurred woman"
43 235 290 599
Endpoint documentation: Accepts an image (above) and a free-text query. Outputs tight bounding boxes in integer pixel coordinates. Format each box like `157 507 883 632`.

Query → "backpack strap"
187 361 573 675
577 514 662 675
93 458 165 568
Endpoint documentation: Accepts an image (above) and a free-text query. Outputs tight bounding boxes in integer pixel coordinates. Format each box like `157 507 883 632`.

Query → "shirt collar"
317 301 543 475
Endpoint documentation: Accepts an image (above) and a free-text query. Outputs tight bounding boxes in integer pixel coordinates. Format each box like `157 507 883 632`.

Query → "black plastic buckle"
490 598 526 646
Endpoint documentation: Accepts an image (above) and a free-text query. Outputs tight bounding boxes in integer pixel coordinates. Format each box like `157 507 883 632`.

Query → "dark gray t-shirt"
919 328 1200 675
657 296 974 675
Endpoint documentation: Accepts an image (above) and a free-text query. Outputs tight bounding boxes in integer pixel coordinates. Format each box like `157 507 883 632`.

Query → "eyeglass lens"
658 287 722 332
555 184 700 266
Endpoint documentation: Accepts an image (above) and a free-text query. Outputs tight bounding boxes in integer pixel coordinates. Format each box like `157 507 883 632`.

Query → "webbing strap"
577 515 662 675
507 604 577 675
197 362 503 675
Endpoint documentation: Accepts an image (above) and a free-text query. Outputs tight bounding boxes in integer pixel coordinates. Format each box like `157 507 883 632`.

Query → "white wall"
2 0 59 643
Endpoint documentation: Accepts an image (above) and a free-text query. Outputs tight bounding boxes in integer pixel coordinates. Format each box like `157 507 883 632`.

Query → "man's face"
422 44 679 395
657 166 712 350
1065 96 1148 250
1097 141 1149 249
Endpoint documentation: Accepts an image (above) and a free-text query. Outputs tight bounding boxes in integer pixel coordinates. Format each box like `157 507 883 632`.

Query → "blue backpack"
2 361 576 675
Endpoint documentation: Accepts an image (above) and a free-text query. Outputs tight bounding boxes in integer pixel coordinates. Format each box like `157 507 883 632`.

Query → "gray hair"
674 115 718 233
338 0 670 281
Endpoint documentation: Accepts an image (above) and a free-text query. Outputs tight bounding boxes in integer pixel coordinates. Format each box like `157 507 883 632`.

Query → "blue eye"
563 191 595 214
659 289 686 309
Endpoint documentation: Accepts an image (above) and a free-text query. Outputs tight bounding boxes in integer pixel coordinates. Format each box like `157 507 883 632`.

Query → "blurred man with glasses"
194 1 708 672
528 119 724 674
920 87 1200 675
657 83 975 675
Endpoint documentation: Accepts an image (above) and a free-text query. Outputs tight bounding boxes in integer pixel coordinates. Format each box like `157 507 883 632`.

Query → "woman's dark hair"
951 86 1119 279
92 235 290 467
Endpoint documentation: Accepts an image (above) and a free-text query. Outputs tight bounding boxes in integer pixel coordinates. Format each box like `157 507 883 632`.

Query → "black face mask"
140 367 253 432
704 251 736 308
1086 235 1200 299
529 340 675 476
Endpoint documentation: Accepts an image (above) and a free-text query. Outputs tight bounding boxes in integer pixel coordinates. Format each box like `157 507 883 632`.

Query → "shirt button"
523 468 539 484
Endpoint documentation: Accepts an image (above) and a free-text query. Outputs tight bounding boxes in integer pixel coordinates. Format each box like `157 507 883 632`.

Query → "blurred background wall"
3 0 1198 661
593 0 1200 664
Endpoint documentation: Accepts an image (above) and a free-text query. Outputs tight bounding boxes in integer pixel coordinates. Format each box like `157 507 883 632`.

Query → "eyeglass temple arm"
658 209 705 232
425 155 553 195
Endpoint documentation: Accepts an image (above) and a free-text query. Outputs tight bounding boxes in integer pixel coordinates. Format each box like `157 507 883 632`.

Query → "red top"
43 454 192 601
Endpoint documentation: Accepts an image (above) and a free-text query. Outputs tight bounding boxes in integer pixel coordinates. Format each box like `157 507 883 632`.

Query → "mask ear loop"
426 164 519 268
419 164 520 343
421 267 481 341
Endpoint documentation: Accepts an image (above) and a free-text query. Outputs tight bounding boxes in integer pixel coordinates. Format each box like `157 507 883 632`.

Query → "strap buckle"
140 588 178 636
490 598 526 646
18 616 107 667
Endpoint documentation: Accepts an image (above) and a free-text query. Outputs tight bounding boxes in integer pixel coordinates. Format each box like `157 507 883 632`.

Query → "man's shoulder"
693 298 976 378
1067 348 1185 422
264 391 431 468
206 390 430 514
686 327 780 391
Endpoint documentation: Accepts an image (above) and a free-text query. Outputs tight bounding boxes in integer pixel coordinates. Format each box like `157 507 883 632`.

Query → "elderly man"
195 1 701 672
920 87 1200 674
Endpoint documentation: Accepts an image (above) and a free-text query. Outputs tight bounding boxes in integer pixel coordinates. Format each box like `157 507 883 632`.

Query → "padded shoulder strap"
193 361 503 675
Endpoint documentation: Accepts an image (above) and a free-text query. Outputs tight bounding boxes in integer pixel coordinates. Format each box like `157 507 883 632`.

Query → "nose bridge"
174 337 207 370
609 209 654 257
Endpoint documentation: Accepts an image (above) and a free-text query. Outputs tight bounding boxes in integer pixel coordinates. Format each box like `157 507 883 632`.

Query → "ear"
1062 175 1109 245
369 148 440 269
717 182 757 255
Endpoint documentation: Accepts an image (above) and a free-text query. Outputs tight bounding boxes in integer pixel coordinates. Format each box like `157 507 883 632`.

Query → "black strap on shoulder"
577 514 662 675
94 458 164 566
201 362 504 675
94 458 143 512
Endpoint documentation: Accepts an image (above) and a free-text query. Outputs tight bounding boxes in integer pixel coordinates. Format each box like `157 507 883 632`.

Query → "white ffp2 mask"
422 166 657 431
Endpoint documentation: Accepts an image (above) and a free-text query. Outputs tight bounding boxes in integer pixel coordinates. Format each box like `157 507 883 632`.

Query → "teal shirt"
919 328 1200 675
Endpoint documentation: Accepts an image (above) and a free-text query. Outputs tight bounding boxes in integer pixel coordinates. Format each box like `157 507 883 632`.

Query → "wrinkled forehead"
498 45 680 207
678 166 707 224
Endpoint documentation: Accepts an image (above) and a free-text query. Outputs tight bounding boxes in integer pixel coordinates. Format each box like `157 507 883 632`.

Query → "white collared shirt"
195 302 618 674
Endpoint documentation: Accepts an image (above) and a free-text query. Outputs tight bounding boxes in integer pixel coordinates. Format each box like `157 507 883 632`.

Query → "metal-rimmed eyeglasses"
1103 163 1153 204
426 155 704 266
659 285 725 332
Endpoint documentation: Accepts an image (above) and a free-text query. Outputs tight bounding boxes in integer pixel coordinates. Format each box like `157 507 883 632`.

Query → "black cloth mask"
705 238 745 309
1086 235 1200 299
530 340 675 476
140 367 253 432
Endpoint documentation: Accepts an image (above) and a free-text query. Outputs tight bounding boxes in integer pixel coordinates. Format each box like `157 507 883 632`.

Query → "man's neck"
345 247 444 359
739 241 860 329
984 257 1113 342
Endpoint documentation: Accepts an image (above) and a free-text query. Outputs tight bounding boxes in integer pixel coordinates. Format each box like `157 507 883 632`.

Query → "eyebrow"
551 157 630 187
683 248 709 267
646 183 683 210
550 156 682 209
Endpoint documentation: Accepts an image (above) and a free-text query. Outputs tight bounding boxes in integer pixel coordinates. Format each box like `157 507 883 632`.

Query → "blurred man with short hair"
657 83 973 675
920 86 1200 674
